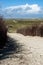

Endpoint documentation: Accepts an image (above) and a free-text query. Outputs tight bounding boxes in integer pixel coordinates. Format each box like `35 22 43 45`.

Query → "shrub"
17 23 43 37
0 17 7 49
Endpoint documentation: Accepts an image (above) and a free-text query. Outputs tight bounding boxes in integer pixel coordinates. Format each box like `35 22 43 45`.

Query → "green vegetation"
5 19 43 32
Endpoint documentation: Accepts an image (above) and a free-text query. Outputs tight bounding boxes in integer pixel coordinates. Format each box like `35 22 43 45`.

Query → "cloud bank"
0 3 43 18
4 4 41 14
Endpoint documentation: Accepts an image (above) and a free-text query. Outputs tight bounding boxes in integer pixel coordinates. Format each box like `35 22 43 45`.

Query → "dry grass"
17 23 43 37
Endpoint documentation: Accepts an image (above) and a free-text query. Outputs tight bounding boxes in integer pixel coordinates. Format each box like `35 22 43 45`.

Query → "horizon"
0 0 43 19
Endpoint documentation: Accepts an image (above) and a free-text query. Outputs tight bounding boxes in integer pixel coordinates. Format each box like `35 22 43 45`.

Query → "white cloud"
3 4 41 15
0 4 42 18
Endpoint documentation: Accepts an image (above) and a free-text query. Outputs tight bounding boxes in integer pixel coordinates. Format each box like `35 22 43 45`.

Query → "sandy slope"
0 33 43 65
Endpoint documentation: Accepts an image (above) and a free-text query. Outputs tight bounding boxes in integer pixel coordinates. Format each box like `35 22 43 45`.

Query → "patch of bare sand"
0 33 43 65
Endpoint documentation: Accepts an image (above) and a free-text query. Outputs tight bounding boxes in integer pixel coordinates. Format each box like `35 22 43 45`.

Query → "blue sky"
0 0 43 18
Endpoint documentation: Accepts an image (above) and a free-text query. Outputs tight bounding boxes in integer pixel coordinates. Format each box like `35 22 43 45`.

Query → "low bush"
17 23 43 37
0 17 7 49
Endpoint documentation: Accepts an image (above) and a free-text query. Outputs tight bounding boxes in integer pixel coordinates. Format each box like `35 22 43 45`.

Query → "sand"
0 33 43 65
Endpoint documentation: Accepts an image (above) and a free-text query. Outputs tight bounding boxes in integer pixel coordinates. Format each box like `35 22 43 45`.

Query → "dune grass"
5 19 43 32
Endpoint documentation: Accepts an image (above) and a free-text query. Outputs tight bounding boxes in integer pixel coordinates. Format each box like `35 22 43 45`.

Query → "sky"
0 0 43 18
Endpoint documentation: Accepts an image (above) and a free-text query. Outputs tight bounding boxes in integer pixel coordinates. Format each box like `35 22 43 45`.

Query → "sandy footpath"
0 33 43 65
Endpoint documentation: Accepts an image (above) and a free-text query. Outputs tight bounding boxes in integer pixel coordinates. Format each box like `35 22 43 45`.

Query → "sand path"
0 33 43 65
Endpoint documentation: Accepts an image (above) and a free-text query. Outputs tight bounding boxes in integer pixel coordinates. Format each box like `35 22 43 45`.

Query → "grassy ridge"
5 19 43 32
